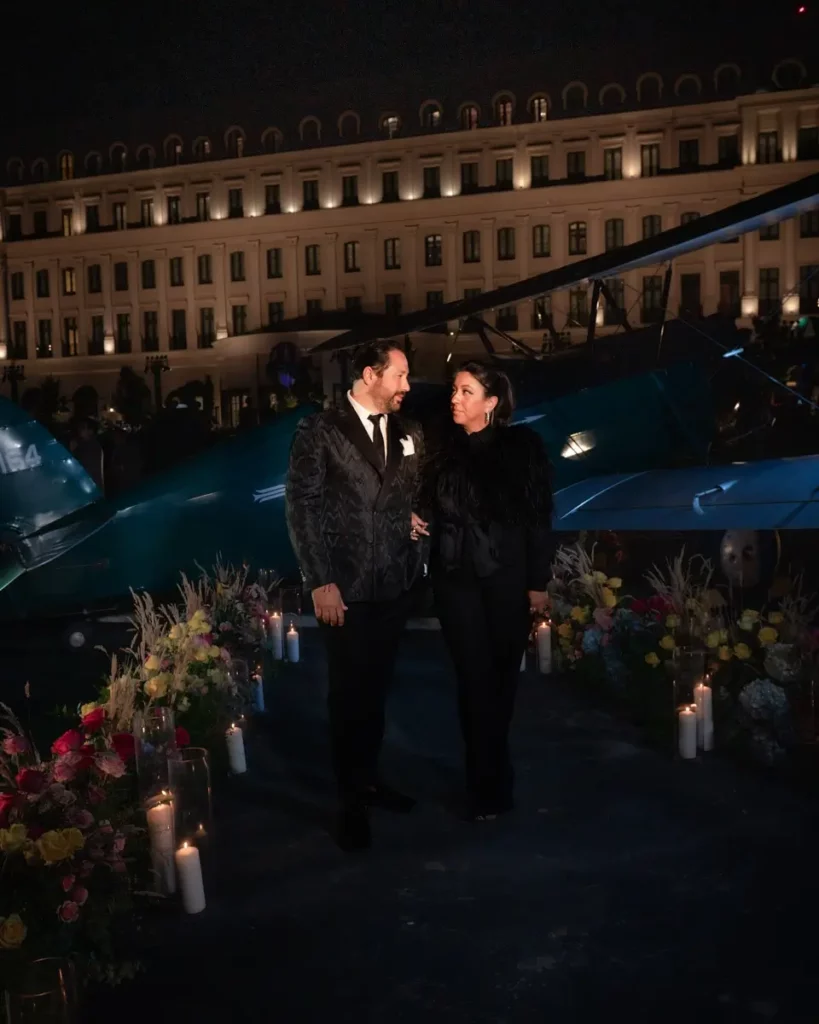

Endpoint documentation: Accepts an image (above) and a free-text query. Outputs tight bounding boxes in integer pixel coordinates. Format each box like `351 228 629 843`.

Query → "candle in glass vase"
537 621 552 675
146 793 176 893
286 625 300 663
174 841 206 914
678 705 697 760
694 679 714 751
252 673 265 712
269 613 284 661
226 723 247 774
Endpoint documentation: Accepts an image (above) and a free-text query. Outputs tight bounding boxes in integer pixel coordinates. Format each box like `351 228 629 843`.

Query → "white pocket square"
400 436 415 456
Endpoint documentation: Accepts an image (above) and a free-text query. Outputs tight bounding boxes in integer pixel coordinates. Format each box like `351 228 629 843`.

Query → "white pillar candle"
252 674 265 712
286 626 300 664
146 796 176 893
269 613 284 661
694 682 714 751
537 622 552 675
226 723 247 774
678 705 697 760
520 651 527 673
174 841 206 914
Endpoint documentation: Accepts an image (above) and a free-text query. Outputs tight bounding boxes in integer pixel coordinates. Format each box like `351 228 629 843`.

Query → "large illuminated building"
1 54 818 423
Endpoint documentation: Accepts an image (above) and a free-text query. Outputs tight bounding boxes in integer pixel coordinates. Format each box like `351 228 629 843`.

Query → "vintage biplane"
1 171 817 641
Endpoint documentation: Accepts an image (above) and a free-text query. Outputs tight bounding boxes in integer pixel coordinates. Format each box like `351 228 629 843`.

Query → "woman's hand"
410 512 430 542
528 590 549 616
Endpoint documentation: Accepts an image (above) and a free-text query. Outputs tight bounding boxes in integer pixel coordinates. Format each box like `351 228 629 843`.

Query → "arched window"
459 104 480 130
380 113 401 138
164 135 184 165
136 145 155 170
192 137 212 161
599 83 626 107
85 152 102 176
225 126 246 158
420 101 443 130
772 58 807 90
529 95 549 122
714 63 741 95
674 74 702 102
338 111 361 138
261 127 284 153
110 144 127 172
31 158 48 182
562 81 588 112
494 94 514 126
636 72 663 105
58 151 74 180
299 117 322 145
6 158 24 183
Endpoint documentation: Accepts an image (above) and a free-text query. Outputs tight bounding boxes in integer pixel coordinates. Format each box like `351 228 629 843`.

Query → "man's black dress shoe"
362 783 416 814
336 801 371 851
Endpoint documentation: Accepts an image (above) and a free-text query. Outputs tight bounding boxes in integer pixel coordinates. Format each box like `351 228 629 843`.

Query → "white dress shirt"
347 390 388 460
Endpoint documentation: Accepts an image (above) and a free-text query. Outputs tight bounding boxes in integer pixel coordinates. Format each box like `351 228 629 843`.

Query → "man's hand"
528 590 550 617
410 512 430 542
312 583 348 627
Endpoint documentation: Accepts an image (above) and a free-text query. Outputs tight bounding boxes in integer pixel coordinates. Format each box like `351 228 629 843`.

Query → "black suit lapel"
332 399 384 478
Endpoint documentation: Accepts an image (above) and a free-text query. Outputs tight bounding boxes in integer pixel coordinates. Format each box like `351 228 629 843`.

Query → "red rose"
15 768 46 794
61 874 76 893
57 901 80 924
110 733 136 760
175 726 190 747
81 707 105 733
52 730 83 757
0 791 15 826
71 886 89 907
630 599 650 616
76 744 95 773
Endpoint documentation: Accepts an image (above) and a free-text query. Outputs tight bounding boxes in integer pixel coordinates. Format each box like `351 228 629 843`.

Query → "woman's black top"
423 424 553 590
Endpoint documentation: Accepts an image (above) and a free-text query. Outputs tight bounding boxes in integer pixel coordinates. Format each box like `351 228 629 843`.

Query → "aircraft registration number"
0 444 43 475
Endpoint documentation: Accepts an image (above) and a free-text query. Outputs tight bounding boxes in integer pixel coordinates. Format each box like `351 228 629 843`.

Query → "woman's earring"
485 409 494 425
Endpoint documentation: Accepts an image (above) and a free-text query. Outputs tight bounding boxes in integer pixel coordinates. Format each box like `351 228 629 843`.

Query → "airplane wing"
313 170 819 354
552 456 819 531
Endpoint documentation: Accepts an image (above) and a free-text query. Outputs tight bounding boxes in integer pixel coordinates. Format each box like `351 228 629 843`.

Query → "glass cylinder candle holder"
672 647 706 759
168 747 214 877
3 957 79 1023
133 706 177 803
143 790 176 896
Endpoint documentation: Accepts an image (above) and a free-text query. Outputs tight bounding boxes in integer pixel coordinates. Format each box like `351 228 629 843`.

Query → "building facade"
1 57 818 423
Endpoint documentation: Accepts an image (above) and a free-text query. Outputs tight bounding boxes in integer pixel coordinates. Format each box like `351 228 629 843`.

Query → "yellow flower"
608 577 623 589
758 627 778 646
740 609 759 621
36 830 74 865
719 629 729 644
570 606 588 623
666 614 680 629
194 648 210 662
593 571 608 584
734 643 752 660
64 828 84 854
659 634 676 651
192 620 212 635
0 825 29 855
144 674 169 700
644 651 660 667
169 624 184 641
557 622 573 639
705 631 721 649
208 645 222 659
0 914 26 950
144 655 161 672
718 645 733 661
80 701 99 718
685 598 700 611
768 612 784 625
602 588 617 609
739 617 755 632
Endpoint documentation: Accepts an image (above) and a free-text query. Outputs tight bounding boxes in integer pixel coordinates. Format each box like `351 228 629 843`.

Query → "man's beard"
387 394 404 412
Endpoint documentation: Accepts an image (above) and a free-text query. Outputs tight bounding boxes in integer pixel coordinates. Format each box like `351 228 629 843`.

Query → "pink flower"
87 785 106 806
81 707 106 733
79 860 94 878
94 752 126 778
68 808 94 829
15 768 46 794
113 835 126 854
52 755 79 784
70 886 89 907
61 874 76 893
52 730 83 757
58 901 80 924
593 608 613 631
2 735 29 756
219 622 233 632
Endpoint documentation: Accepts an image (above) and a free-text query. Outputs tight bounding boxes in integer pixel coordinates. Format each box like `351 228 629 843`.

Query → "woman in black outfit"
422 362 553 820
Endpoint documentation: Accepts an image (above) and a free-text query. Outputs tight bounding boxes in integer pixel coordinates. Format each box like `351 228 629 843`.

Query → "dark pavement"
6 625 818 1022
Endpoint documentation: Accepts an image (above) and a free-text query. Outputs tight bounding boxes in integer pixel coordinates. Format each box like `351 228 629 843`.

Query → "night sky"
1 0 810 138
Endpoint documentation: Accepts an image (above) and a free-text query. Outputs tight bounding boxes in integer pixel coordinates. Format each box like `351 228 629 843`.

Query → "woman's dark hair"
456 361 515 426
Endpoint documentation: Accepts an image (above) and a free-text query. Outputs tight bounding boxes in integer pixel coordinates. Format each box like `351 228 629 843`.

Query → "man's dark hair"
351 339 404 381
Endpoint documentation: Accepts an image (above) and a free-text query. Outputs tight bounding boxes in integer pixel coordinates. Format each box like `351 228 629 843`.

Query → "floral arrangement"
0 703 138 990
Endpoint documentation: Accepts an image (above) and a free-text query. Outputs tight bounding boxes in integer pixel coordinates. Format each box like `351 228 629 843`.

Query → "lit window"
495 97 513 126
62 268 76 296
424 234 443 267
531 97 548 122
61 209 73 237
343 241 361 273
568 221 587 256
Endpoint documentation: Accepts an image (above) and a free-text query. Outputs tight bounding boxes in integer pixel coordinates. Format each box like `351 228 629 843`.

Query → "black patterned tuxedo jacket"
285 399 425 603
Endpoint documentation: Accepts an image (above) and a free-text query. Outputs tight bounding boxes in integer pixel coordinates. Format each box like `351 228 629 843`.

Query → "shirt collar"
347 390 383 428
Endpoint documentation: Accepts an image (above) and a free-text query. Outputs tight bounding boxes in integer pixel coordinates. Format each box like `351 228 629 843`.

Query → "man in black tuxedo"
286 340 427 850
